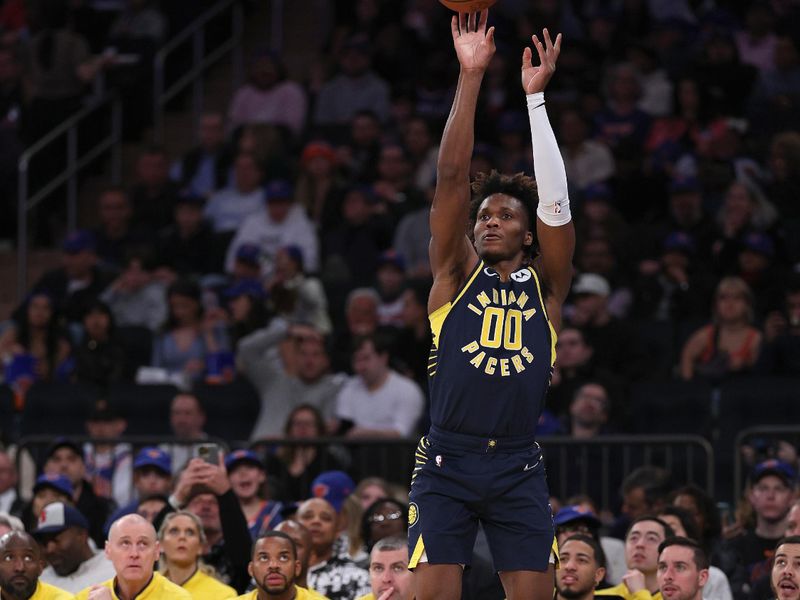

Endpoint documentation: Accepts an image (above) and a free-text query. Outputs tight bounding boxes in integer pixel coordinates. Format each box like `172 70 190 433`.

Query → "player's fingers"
532 34 546 65
451 15 459 39
486 26 495 45
459 11 467 36
479 8 488 33
521 46 533 70
543 28 553 51
553 33 562 57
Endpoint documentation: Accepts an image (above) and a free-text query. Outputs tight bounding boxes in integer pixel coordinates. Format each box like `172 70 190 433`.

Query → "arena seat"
107 383 178 436
194 378 261 441
20 382 99 436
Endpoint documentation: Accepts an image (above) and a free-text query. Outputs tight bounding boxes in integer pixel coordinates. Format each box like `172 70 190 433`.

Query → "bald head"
0 531 43 599
108 513 157 542
105 514 160 587
0 530 39 554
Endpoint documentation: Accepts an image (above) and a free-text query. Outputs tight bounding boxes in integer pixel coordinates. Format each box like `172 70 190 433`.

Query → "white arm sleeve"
527 92 571 226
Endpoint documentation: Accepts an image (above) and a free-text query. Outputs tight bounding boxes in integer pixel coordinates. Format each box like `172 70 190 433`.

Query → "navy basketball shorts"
408 425 557 572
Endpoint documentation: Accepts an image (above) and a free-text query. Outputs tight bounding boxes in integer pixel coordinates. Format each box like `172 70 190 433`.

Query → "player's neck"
483 255 528 282
556 591 593 600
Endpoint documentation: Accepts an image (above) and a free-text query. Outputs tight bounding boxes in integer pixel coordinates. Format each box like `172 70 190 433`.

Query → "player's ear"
524 230 533 247
594 566 606 586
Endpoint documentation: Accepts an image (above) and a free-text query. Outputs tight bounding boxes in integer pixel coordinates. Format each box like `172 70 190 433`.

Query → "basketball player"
408 9 574 600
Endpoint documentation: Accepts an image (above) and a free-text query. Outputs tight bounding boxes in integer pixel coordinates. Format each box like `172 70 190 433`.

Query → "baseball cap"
741 232 775 258
33 502 89 536
62 230 96 254
553 505 602 528
583 182 612 203
301 141 337 166
751 459 797 486
377 250 406 272
224 279 266 301
133 447 172 475
33 473 74 498
311 471 355 513
235 243 261 267
669 176 701 195
265 180 294 203
225 449 264 472
572 273 610 297
46 437 83 461
281 245 304 269
662 231 695 254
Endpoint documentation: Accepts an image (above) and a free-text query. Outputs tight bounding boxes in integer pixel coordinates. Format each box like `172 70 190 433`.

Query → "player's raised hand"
521 28 562 94
451 10 495 71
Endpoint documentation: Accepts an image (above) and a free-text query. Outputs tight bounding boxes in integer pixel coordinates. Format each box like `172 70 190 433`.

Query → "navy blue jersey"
427 260 556 437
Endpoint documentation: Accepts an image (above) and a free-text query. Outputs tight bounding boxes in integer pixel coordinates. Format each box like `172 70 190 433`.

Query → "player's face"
249 537 299 595
473 194 532 264
0 535 42 598
772 543 800 600
658 545 708 600
556 539 603 599
105 521 159 585
626 520 667 574
369 548 414 600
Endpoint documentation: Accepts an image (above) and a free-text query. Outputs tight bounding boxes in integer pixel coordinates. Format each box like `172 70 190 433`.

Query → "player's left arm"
522 29 575 330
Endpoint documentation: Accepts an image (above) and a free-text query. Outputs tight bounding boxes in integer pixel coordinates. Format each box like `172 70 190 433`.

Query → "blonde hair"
158 511 220 581
713 276 754 325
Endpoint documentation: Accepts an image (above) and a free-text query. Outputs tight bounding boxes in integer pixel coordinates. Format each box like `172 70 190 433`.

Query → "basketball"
439 0 498 12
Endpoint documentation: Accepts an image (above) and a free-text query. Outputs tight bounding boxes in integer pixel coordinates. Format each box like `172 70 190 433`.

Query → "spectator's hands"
451 10 495 72
201 454 232 495
623 569 646 593
521 28 561 95
87 585 114 600
174 457 231 504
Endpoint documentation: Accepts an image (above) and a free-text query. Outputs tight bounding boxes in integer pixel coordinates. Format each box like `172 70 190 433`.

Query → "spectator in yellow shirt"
74 513 191 599
0 531 72 600
158 510 237 599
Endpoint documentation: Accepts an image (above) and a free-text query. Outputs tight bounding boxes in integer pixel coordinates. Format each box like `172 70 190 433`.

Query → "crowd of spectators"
0 0 799 599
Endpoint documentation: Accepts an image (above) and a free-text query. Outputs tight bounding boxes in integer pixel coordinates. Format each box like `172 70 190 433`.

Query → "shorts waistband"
428 425 540 453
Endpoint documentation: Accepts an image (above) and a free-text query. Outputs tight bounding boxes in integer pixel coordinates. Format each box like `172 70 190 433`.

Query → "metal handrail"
152 0 244 143
733 426 800 499
16 94 122 302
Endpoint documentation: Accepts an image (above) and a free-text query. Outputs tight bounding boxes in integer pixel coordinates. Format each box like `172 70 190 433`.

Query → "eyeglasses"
369 511 403 524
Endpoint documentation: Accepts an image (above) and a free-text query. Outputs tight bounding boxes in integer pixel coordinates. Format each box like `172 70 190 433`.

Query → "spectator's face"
160 515 203 566
556 538 604 599
297 499 338 551
715 288 749 323
0 534 42 599
186 494 221 533
266 198 292 223
569 384 608 429
340 48 370 77
400 289 426 328
571 293 607 325
347 297 378 335
137 498 166 523
83 308 111 341
105 518 160 585
403 119 431 156
610 68 639 103
39 526 87 576
626 520 667 575
170 394 205 438
677 79 700 114
175 204 203 233
774 543 800 600
555 329 592 369
234 156 262 193
99 191 132 231
658 544 708 600
86 417 126 440
750 475 794 523
228 464 265 502
251 56 279 89
353 340 388 385
342 190 372 225
559 111 587 145
658 514 687 537
377 146 408 182
351 115 380 146
295 341 329 384
376 264 405 296
369 547 414 600
368 502 406 543
0 453 17 494
133 467 171 496
136 153 168 188
578 239 615 275
274 248 300 279
249 536 300 595
228 294 253 323
723 183 754 222
787 505 800 537
26 294 53 329
168 293 201 326
672 495 704 535
62 249 96 280
198 114 224 151
46 448 85 486
358 484 389 511
669 192 701 225
621 487 649 520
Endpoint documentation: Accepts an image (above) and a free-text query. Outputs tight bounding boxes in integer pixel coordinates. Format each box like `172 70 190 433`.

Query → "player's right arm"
428 10 495 314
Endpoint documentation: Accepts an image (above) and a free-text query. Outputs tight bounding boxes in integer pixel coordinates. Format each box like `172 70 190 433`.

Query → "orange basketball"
439 0 498 12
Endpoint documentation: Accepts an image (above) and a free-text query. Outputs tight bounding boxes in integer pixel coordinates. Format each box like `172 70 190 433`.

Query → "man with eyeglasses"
596 516 675 600
357 537 414 600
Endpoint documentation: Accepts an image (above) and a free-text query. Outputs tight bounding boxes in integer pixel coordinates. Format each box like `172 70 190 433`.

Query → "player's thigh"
499 565 555 600
414 562 464 600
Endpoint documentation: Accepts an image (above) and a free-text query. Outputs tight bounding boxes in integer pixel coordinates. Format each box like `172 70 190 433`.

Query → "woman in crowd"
158 510 237 599
680 276 762 381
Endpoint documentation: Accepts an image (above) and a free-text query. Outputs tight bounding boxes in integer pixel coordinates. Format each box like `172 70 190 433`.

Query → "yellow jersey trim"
429 260 483 348
408 535 426 570
529 266 557 365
